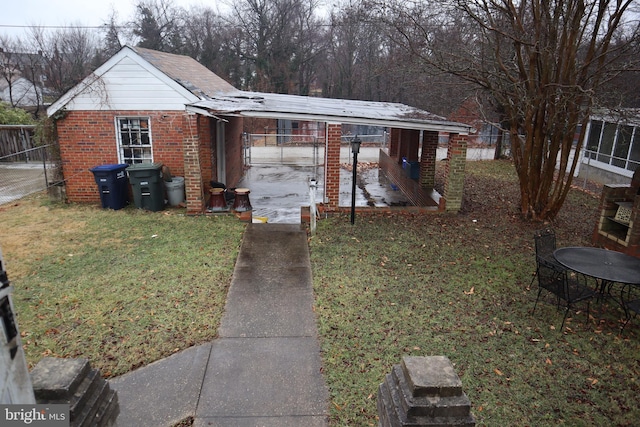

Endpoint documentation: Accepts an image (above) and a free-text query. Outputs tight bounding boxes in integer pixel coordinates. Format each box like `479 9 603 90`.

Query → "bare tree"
230 0 324 94
383 0 640 220
0 36 48 116
0 36 24 107
132 0 186 52
102 10 125 59
27 25 100 98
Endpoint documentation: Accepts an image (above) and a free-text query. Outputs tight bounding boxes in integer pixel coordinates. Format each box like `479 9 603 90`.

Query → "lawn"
309 160 640 426
0 200 245 377
1 160 638 427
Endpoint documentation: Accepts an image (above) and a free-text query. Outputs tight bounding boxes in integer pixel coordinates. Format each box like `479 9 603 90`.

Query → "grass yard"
0 200 245 377
310 160 640 426
1 159 638 426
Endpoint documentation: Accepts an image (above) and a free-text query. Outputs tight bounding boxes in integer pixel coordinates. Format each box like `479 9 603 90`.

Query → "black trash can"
89 164 130 210
127 163 165 211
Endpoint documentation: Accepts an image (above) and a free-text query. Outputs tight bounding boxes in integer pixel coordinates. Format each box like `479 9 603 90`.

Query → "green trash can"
127 163 165 211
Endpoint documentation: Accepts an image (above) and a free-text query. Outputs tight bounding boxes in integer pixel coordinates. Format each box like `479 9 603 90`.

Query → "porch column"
325 122 341 209
389 128 400 159
183 113 206 215
402 129 420 162
420 131 438 189
443 133 468 212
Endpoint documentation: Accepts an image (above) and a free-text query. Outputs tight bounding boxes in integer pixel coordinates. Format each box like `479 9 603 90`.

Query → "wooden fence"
0 125 38 160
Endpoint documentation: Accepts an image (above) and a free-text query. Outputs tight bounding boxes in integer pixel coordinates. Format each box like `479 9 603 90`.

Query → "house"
48 45 473 216
47 46 244 214
0 50 48 114
0 77 44 110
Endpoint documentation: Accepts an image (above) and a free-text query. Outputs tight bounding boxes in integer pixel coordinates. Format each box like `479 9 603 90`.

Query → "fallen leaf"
464 287 475 295
494 368 503 376
546 358 552 365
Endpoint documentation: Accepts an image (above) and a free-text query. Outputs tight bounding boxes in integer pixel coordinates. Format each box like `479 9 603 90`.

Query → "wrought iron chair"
620 284 640 333
532 262 596 329
531 228 566 287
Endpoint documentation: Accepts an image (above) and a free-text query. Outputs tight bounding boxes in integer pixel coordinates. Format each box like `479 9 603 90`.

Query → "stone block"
378 356 475 427
402 356 462 398
31 358 90 401
31 357 119 427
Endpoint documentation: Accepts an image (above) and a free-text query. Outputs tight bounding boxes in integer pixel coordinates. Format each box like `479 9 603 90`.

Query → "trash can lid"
89 164 129 172
126 162 163 171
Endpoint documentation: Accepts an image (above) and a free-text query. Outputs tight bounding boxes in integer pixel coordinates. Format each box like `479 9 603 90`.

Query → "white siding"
64 57 197 111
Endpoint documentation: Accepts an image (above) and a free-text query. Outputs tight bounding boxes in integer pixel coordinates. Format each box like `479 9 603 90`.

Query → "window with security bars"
117 117 152 164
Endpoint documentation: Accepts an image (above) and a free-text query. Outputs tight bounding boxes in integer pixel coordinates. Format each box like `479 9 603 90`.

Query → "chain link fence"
0 145 60 206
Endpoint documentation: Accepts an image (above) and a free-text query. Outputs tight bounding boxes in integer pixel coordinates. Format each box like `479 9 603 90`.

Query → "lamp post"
350 135 361 225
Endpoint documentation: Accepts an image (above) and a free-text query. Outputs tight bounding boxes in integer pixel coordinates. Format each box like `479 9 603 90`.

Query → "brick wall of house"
57 110 187 203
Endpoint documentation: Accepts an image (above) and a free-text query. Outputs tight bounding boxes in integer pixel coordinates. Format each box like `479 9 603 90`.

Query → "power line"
0 24 120 30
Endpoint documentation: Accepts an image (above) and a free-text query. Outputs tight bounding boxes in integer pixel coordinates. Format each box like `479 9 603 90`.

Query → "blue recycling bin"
402 158 420 180
89 164 130 210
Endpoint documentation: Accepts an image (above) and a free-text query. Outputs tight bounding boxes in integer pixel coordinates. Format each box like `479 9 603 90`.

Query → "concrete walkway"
110 223 329 426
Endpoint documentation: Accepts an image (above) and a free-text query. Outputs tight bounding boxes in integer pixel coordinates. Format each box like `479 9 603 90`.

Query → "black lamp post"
350 135 361 225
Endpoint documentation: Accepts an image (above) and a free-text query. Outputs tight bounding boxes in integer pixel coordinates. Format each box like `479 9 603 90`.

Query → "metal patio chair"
532 262 596 329
620 284 640 333
531 227 566 287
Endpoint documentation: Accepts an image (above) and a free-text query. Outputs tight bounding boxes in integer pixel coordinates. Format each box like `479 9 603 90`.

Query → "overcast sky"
0 0 224 39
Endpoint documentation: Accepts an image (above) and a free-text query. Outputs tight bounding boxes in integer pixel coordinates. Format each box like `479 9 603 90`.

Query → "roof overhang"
189 91 472 134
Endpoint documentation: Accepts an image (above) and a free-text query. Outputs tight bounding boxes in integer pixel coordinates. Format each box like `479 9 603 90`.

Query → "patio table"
554 247 640 310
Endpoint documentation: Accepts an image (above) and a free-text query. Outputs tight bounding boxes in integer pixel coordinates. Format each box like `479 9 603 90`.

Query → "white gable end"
63 56 198 111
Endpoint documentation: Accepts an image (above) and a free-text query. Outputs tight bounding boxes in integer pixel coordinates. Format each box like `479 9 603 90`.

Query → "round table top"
554 247 640 285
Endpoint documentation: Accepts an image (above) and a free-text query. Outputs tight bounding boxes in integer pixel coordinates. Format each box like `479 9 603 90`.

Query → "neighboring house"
0 77 43 109
0 49 48 113
48 45 473 215
577 109 640 185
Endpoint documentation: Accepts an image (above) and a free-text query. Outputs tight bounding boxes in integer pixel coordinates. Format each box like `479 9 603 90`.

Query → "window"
613 125 633 168
117 117 152 164
585 117 640 173
586 120 603 160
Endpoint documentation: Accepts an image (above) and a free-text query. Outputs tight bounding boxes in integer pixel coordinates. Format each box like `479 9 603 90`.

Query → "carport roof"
188 91 472 134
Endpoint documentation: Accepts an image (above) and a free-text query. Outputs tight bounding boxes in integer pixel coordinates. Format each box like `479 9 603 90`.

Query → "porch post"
389 128 400 159
325 122 342 209
420 131 438 190
402 129 420 162
443 133 468 212
183 113 206 215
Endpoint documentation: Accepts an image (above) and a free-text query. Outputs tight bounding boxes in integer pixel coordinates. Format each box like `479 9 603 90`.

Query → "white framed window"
585 119 640 174
116 117 153 164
